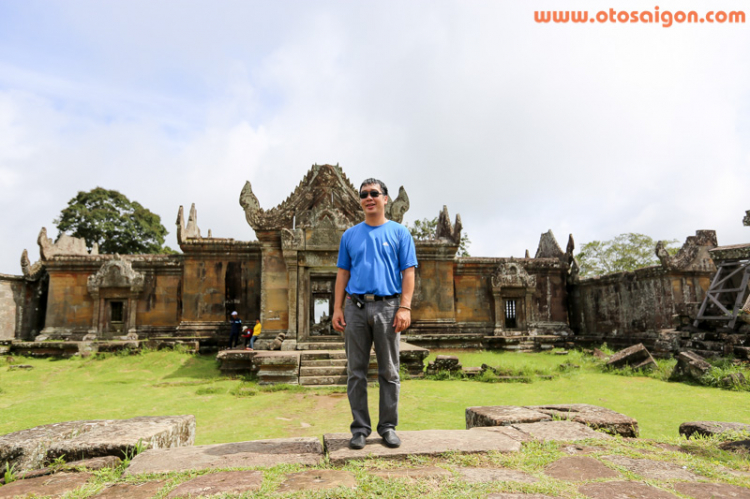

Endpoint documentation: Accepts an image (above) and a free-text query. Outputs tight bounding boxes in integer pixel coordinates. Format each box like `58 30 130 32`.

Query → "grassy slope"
1 350 749 444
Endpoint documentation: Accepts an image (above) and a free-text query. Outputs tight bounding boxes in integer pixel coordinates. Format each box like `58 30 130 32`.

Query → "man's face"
359 183 387 216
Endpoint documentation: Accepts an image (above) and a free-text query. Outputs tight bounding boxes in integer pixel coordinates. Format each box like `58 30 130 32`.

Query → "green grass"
1 350 749 444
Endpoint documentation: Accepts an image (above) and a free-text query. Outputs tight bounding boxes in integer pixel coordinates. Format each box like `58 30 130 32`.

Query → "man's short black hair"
359 178 388 196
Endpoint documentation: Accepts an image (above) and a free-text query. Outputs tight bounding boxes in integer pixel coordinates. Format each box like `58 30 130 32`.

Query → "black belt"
350 293 399 303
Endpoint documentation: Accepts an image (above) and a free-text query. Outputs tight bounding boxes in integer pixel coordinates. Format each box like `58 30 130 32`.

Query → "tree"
576 233 679 277
54 187 174 254
404 217 472 257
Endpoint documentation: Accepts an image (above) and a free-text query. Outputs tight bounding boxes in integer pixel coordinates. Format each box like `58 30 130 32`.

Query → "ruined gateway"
1 163 746 359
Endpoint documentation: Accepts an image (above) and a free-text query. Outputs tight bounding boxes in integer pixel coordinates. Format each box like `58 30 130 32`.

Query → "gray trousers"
343 295 400 436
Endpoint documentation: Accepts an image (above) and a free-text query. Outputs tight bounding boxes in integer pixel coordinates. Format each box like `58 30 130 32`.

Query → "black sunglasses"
359 190 383 199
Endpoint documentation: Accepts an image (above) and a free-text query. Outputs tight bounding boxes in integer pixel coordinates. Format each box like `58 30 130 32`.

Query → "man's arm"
332 268 350 332
393 266 415 333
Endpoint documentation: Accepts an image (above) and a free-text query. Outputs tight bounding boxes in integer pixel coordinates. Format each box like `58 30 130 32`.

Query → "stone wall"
571 267 712 336
569 231 717 341
0 273 22 340
0 272 47 340
409 256 569 337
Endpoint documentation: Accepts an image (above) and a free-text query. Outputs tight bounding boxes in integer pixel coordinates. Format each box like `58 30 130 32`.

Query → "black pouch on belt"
351 294 364 309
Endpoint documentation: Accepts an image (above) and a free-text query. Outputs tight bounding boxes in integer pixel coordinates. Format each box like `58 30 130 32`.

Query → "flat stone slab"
277 470 356 493
544 456 620 481
466 406 551 428
720 439 750 453
579 481 680 499
0 472 92 499
457 467 538 483
126 437 323 475
467 404 638 438
674 482 750 499
370 466 452 481
93 481 165 499
166 471 263 498
602 455 698 480
511 421 613 442
324 429 522 464
0 416 195 472
469 425 534 442
680 421 750 439
526 404 639 438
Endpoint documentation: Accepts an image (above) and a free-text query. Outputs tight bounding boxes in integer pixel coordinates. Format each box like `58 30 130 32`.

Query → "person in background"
249 319 262 350
228 311 242 349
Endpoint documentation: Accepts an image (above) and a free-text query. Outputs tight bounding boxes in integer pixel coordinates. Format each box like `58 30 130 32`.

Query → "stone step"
300 351 349 361
300 359 349 367
299 375 349 386
300 366 348 377
297 342 345 351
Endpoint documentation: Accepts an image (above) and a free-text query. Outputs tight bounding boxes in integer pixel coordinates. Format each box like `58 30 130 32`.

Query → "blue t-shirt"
337 220 418 296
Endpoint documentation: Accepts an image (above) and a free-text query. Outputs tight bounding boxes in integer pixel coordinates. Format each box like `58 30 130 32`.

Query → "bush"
195 385 225 396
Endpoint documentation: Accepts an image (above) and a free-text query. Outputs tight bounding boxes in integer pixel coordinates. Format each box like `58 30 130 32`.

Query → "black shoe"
349 433 366 450
381 430 401 448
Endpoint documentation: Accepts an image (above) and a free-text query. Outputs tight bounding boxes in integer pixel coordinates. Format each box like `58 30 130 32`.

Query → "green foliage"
53 187 173 255
48 454 67 470
3 462 17 484
195 385 225 395
404 217 472 257
576 233 679 277
699 359 750 392
230 384 258 397
123 439 148 462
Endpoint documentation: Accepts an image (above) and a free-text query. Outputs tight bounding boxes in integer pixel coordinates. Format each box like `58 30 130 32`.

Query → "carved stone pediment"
281 228 305 251
239 163 411 231
88 256 145 295
240 164 365 231
534 230 564 259
491 262 536 290
656 230 717 271
37 227 97 260
436 205 462 245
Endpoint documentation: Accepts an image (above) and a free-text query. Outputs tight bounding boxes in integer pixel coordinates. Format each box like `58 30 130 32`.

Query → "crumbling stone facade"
3 164 736 354
569 231 717 350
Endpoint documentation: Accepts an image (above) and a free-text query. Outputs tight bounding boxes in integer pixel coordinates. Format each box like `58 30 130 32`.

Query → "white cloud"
1 0 749 272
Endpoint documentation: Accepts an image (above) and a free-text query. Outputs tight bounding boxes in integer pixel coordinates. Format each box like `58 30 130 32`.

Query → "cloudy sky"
1 0 749 274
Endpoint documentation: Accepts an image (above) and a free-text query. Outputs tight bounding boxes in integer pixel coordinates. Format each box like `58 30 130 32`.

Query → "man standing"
332 178 418 450
228 311 242 349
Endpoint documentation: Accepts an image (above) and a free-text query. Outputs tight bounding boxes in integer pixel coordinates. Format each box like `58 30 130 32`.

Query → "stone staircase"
298 351 377 386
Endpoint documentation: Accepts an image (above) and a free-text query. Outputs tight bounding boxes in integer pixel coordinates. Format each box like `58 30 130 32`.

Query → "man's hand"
393 307 411 333
333 308 346 332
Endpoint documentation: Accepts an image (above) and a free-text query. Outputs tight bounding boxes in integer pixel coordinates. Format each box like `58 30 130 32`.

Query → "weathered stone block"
466 406 551 429
672 351 712 380
679 421 750 439
606 343 656 371
426 354 462 375
0 415 195 472
467 404 638 438
526 404 639 438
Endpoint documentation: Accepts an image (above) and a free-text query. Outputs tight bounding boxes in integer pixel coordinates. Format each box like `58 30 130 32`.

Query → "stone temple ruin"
1 164 749 381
